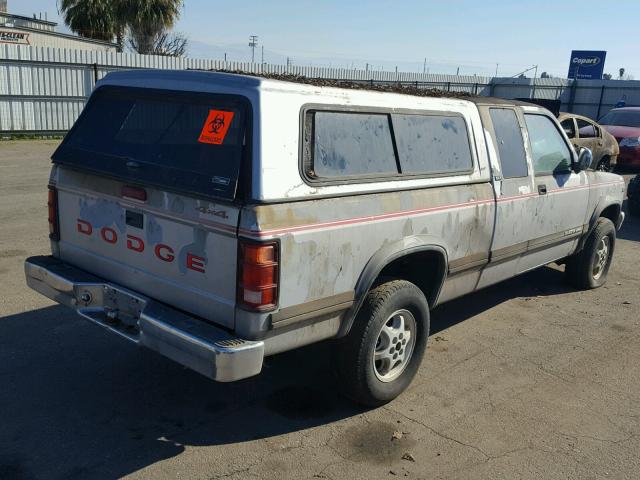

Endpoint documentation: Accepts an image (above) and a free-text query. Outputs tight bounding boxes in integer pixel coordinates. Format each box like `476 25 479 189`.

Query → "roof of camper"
99 69 538 108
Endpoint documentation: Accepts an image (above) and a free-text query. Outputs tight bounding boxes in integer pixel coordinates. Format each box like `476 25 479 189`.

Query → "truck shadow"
0 305 362 480
0 266 585 479
431 264 572 334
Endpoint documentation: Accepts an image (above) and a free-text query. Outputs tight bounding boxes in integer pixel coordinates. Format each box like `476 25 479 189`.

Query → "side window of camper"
392 114 473 174
309 111 398 178
304 109 475 181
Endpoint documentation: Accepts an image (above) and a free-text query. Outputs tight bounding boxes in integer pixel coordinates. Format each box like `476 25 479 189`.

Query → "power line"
248 35 258 63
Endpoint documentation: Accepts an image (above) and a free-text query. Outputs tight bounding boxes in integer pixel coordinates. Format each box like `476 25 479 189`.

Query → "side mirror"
574 147 592 173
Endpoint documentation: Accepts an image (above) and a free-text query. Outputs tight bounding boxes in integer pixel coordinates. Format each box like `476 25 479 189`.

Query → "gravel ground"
1 140 639 480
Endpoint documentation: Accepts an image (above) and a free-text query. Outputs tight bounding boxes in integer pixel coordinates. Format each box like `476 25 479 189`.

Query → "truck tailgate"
55 167 239 328
48 85 251 329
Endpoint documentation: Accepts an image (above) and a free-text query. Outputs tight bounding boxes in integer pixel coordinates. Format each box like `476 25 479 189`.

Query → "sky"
11 0 640 78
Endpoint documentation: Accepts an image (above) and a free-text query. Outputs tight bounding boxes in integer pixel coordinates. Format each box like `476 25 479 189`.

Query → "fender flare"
337 236 448 338
576 200 622 253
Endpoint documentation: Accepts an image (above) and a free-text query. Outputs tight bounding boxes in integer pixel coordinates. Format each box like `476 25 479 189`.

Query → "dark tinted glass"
392 114 473 174
489 108 528 178
599 110 640 127
53 86 248 200
312 112 398 177
524 114 572 174
561 119 576 138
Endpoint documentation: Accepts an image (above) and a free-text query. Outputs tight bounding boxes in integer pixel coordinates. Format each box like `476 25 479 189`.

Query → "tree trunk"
116 27 125 53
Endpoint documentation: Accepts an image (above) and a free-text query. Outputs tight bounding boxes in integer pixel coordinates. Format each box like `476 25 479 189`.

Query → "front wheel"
333 280 429 407
565 218 616 289
596 156 612 172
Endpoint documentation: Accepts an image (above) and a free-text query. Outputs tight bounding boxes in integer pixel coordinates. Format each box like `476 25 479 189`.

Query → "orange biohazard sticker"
198 109 235 145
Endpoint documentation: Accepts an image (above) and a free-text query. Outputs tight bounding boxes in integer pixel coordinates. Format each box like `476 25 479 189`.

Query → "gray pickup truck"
25 71 626 406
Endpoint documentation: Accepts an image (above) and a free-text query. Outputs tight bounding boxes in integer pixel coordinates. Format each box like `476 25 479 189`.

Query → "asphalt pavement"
1 140 639 480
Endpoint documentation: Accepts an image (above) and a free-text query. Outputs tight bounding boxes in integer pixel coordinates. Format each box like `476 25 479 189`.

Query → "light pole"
249 35 258 63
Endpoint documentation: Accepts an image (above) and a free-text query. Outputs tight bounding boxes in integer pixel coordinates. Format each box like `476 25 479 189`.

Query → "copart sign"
567 50 606 80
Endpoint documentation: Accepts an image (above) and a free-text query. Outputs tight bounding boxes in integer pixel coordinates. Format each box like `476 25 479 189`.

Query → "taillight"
238 240 279 311
121 185 147 202
48 185 60 241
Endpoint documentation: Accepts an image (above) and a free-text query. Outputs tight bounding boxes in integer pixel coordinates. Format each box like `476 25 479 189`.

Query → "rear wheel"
565 218 616 289
333 280 429 407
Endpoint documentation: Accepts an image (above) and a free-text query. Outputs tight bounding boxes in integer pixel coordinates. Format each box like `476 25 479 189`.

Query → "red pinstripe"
241 180 624 238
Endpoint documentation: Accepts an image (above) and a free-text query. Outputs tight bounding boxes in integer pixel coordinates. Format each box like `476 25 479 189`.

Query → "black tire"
333 280 429 407
596 156 611 172
565 218 616 289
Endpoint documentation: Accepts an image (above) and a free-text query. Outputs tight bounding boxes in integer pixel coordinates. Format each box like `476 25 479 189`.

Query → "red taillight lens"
238 241 279 311
48 186 60 241
121 185 147 202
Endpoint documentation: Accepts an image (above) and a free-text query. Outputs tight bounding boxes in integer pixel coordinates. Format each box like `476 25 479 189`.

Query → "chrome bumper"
616 212 625 231
24 256 264 382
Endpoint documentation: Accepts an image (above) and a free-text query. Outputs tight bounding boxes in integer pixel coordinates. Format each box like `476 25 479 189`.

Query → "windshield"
598 110 640 128
53 86 249 200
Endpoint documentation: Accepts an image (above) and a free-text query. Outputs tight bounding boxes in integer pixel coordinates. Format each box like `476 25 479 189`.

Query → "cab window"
489 108 528 178
524 114 573 175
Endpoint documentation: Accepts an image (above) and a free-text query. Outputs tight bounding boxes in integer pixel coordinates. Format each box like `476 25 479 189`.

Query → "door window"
489 108 528 178
561 118 576 139
524 114 573 175
576 119 598 138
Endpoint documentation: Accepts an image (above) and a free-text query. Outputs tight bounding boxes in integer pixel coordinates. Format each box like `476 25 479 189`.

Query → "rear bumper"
24 256 264 382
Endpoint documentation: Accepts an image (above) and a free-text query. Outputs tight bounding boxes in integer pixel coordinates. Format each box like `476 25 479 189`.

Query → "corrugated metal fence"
2 44 640 134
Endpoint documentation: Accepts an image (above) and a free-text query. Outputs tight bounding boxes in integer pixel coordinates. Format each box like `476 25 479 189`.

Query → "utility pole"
423 57 426 74
495 63 499 77
456 66 460 76
224 53 227 62
248 35 258 63
261 45 264 64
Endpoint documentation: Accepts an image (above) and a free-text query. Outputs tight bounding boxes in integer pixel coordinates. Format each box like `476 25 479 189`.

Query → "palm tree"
58 0 118 43
123 0 183 54
58 0 183 54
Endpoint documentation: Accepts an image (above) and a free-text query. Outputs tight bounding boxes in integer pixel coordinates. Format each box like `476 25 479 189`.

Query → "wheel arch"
338 237 448 337
576 201 621 253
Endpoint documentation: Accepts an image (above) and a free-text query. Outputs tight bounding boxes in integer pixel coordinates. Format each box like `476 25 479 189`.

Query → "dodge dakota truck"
25 71 626 406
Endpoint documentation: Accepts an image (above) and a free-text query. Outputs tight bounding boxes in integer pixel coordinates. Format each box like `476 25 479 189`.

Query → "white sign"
0 30 30 45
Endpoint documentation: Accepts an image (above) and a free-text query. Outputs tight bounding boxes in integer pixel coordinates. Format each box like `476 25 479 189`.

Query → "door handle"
538 184 547 195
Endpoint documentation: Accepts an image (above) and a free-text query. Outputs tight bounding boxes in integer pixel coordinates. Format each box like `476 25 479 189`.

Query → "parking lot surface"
1 140 639 480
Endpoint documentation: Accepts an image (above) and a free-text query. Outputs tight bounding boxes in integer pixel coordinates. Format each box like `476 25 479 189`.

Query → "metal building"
0 1 117 52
